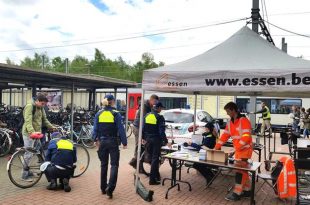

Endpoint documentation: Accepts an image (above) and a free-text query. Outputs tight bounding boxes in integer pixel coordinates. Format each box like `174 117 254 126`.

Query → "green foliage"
10 49 164 82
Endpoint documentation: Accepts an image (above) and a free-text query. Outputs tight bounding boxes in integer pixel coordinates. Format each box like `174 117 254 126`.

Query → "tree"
5 58 15 65
70 55 89 74
52 56 65 72
20 52 50 69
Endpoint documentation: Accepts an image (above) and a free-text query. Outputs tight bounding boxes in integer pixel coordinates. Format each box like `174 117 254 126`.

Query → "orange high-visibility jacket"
215 115 253 159
277 156 296 199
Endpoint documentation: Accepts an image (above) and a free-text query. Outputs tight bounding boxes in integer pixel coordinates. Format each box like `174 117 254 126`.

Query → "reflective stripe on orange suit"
277 156 296 199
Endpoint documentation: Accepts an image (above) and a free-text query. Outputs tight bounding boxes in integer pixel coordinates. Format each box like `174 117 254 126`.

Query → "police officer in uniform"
92 95 127 199
143 102 170 185
44 135 77 192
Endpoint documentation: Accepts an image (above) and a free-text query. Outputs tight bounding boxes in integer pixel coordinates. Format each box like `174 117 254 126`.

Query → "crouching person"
43 136 77 192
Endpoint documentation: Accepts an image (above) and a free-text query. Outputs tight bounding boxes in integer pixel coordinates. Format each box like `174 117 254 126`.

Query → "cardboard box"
206 148 234 164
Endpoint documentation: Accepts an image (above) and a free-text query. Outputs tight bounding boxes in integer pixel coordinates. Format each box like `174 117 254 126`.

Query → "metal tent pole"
71 83 75 140
193 93 198 135
135 89 145 191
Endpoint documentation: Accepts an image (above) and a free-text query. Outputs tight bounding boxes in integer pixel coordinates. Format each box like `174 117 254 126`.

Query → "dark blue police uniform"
92 104 127 195
143 102 167 184
44 136 77 191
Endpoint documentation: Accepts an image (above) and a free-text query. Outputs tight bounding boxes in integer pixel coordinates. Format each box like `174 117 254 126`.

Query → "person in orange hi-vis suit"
214 102 253 201
277 156 296 199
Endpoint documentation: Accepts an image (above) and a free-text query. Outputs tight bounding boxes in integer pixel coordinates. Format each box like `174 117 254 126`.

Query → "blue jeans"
22 135 42 178
97 138 120 192
303 129 309 138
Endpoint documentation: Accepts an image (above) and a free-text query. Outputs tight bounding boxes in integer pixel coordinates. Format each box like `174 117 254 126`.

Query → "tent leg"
135 90 145 192
193 93 198 135
249 96 259 143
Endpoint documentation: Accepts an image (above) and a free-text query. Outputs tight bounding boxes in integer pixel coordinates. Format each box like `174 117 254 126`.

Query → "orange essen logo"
155 73 188 89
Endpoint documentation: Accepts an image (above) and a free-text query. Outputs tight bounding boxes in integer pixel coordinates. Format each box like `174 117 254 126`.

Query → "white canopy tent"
135 26 310 189
142 26 310 98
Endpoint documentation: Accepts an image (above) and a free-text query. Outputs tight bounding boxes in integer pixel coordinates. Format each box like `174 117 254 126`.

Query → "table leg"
258 149 261 173
250 171 256 205
164 158 180 199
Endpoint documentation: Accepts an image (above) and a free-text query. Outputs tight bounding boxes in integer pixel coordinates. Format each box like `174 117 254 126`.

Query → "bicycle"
125 121 133 138
0 128 12 156
62 120 95 148
7 132 90 189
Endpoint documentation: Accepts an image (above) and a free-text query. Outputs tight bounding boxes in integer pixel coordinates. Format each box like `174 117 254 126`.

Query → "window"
160 97 187 110
163 112 194 123
236 98 302 114
197 111 214 122
137 96 141 107
129 96 134 108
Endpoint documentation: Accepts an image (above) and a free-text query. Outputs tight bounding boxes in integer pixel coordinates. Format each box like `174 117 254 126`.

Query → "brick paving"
0 135 297 205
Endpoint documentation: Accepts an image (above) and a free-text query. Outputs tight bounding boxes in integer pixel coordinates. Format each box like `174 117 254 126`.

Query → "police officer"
92 95 127 199
44 135 77 192
143 101 170 185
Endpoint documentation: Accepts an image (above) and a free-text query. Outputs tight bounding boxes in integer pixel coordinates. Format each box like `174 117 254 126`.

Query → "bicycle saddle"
30 133 44 139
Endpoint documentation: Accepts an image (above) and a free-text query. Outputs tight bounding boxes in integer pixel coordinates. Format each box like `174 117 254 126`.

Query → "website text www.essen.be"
205 73 310 87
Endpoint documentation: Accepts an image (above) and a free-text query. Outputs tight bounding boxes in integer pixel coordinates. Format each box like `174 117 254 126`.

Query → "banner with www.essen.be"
142 69 310 95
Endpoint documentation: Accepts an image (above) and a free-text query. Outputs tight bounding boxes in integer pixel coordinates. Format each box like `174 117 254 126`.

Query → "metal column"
92 88 96 111
32 84 37 98
250 0 259 140
125 88 129 137
88 90 92 110
70 83 75 140
0 89 2 104
9 88 12 107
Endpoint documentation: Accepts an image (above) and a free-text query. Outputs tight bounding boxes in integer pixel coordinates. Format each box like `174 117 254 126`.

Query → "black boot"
129 158 137 169
63 178 71 192
105 187 113 199
58 179 64 189
46 179 57 190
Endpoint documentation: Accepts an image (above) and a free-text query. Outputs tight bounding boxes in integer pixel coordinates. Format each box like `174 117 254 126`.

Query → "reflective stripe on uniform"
241 129 251 133
57 139 74 151
206 134 213 138
239 140 246 145
99 111 115 123
241 144 251 149
231 135 241 140
288 183 296 187
223 130 230 134
218 140 224 145
145 113 157 125
288 171 296 175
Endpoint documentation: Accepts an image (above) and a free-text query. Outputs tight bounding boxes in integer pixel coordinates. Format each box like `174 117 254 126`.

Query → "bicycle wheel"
0 130 12 157
126 123 133 138
73 144 90 178
80 126 95 148
7 149 43 188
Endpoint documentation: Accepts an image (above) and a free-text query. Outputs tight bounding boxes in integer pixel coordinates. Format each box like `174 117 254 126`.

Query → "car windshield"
163 112 194 123
197 111 214 122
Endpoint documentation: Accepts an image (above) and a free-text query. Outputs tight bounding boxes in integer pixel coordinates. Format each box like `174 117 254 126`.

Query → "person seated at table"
186 122 216 184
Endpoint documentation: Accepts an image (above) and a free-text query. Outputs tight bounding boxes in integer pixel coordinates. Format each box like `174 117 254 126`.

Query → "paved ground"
0 135 298 205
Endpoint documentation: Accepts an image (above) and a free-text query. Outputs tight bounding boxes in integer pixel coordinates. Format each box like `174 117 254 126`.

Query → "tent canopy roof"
142 26 310 98
148 26 310 72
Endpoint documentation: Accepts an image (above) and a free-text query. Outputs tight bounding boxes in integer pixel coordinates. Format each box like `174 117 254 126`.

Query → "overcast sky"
0 0 310 66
